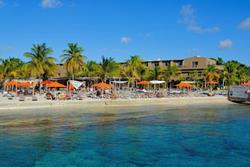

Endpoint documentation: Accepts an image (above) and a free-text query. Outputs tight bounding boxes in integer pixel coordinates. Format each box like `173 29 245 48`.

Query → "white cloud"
180 4 220 33
0 0 5 7
41 0 62 8
121 37 131 44
239 17 250 29
219 39 233 49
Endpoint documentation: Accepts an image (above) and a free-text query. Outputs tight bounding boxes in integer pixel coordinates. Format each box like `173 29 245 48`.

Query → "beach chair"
7 94 13 100
65 94 71 100
78 95 84 100
45 93 56 100
32 96 38 101
8 96 13 100
19 95 25 101
58 94 65 100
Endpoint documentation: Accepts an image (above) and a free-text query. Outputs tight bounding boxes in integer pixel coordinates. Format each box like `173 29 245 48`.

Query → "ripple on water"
0 104 250 167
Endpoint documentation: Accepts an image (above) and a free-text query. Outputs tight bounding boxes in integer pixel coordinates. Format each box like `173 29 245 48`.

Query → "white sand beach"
0 96 231 112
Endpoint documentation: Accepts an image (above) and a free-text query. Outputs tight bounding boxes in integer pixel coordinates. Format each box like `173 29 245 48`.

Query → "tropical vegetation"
61 43 86 79
24 43 57 80
0 43 250 89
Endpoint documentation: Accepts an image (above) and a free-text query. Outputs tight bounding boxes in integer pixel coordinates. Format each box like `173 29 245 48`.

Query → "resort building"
143 56 222 76
54 56 222 79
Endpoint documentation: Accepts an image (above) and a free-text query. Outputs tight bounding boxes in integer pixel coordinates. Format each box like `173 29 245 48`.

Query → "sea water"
0 103 250 167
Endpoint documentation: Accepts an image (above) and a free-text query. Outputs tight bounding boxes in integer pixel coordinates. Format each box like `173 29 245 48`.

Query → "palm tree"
205 65 220 81
189 70 202 87
217 57 224 65
164 64 180 89
147 66 164 80
61 43 86 80
123 55 146 86
85 61 102 77
204 65 220 88
223 61 240 86
0 58 24 79
99 56 119 82
237 65 250 84
24 43 57 80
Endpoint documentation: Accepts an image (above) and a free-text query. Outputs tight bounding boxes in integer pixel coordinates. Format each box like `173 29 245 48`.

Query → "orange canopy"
241 82 250 86
94 82 112 88
207 81 218 85
41 80 53 85
137 81 150 85
17 82 33 87
176 82 192 87
5 81 17 86
47 82 67 88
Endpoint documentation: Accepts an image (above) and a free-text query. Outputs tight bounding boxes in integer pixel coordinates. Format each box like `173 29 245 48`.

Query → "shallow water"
0 103 250 167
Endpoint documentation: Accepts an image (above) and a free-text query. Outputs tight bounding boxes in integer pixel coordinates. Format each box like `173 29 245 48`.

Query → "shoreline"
0 96 232 111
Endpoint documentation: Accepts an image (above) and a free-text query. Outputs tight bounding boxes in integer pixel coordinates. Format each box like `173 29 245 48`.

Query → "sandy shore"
0 96 231 111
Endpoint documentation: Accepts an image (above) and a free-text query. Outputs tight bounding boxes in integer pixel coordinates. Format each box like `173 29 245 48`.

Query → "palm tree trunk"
39 79 42 94
204 78 207 89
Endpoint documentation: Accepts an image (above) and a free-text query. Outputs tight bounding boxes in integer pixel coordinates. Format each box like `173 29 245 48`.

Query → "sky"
0 0 250 65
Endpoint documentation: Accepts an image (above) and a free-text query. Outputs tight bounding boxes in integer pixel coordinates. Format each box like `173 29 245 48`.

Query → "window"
175 61 182 67
192 61 198 68
154 62 159 67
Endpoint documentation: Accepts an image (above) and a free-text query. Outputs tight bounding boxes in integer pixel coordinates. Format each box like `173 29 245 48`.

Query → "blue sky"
0 0 250 65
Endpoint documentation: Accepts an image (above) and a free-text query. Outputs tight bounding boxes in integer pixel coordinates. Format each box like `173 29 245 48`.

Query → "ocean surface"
0 103 250 167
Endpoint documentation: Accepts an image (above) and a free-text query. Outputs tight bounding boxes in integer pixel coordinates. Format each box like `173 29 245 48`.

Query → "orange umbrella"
137 81 150 85
41 80 53 85
47 81 67 88
207 81 218 85
5 81 17 86
17 82 33 87
176 82 192 87
94 82 112 88
241 82 250 86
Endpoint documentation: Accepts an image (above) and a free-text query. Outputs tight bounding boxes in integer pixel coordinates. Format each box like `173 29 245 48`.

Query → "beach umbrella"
47 81 67 88
111 81 128 84
5 81 17 86
137 81 150 85
241 82 250 86
150 80 165 84
41 80 53 85
5 81 17 92
17 82 33 87
94 82 112 88
176 82 192 87
69 80 85 89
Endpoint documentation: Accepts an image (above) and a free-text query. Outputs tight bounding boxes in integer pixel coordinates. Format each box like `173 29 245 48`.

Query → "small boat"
228 86 250 104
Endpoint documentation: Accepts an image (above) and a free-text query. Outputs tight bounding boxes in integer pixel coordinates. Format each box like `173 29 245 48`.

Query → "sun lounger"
45 93 56 100
19 95 25 101
8 96 13 100
77 95 84 100
66 94 71 100
7 94 13 100
32 96 38 101
58 94 66 100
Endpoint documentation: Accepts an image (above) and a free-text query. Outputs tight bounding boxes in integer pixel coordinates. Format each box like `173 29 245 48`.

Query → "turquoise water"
0 104 250 167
